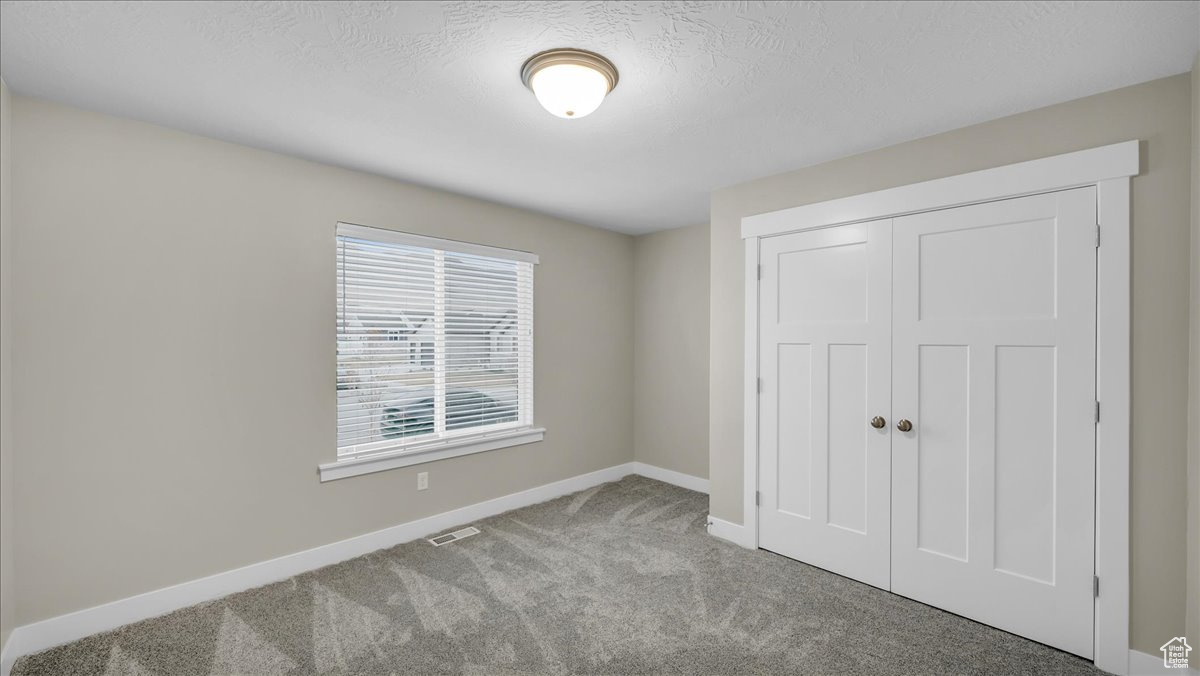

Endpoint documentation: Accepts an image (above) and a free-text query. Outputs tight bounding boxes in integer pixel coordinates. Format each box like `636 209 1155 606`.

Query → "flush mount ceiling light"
520 48 618 119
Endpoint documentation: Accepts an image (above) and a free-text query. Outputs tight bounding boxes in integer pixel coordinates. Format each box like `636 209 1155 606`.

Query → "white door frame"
737 140 1138 675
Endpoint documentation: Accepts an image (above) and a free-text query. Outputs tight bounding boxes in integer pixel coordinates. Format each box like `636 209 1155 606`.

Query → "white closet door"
758 220 892 588
890 188 1097 658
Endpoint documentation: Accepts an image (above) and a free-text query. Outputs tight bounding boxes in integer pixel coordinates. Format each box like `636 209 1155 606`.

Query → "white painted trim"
1096 177 1133 674
1129 649 1199 676
743 237 761 549
741 142 1138 674
630 462 709 493
319 427 546 481
706 516 756 549
0 462 637 670
337 221 540 264
0 640 12 676
741 140 1139 239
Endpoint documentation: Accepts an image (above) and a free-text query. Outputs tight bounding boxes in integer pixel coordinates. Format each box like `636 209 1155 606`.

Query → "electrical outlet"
417 472 429 491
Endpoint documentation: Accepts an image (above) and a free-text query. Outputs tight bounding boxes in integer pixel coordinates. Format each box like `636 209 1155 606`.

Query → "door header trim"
741 140 1138 239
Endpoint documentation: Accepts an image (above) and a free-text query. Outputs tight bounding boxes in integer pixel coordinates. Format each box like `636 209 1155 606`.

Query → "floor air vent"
428 526 480 546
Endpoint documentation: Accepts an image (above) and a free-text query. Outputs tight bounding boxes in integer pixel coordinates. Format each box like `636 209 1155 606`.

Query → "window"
328 223 540 479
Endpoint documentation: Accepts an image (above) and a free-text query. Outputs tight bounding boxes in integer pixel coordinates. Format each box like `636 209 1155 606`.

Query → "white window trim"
319 426 546 482
327 222 541 481
337 222 540 264
737 140 1137 675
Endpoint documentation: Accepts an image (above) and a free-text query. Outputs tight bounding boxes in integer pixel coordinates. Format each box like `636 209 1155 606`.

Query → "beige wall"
9 95 635 626
633 224 709 479
1 78 15 650
1188 51 1200 648
710 73 1193 654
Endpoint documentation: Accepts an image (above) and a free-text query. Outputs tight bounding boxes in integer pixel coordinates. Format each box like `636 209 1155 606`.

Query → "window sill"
318 427 546 482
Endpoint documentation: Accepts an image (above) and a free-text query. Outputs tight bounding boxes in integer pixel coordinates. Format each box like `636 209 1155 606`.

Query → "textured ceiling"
1 1 1197 234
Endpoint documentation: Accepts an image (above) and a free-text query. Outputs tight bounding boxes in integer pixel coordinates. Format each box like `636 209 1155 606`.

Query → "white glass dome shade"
520 49 619 119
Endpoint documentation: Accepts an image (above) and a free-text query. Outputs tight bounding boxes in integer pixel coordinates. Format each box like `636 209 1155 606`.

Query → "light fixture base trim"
520 48 619 93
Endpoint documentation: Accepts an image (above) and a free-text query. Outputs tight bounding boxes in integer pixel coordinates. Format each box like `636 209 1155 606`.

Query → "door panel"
993 345 1057 583
778 243 868 323
916 344 970 561
758 220 892 588
776 343 813 517
890 188 1097 658
918 217 1056 320
827 344 868 533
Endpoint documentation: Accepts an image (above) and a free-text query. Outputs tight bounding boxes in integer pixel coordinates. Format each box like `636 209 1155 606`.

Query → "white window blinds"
336 223 536 459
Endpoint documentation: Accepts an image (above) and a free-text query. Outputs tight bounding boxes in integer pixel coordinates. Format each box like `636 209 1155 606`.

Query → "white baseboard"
706 515 755 549
0 461 642 674
1129 649 1198 676
0 464 1170 676
630 461 709 494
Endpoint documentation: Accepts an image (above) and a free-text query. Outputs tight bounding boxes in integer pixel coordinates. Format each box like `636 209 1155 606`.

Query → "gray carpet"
14 476 1103 675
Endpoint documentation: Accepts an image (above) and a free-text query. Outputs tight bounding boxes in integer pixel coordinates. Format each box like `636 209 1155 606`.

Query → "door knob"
870 416 886 429
896 419 913 432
